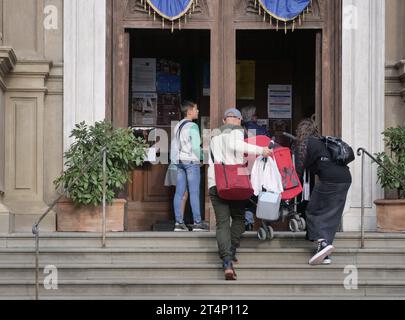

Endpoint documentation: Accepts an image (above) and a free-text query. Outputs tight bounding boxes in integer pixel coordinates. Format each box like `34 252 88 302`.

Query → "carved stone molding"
46 63 63 96
397 60 405 102
0 47 17 91
385 61 405 102
397 61 405 82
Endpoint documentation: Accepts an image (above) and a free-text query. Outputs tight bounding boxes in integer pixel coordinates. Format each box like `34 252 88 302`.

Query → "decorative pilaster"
3 60 55 232
342 0 386 231
64 0 107 152
0 47 17 233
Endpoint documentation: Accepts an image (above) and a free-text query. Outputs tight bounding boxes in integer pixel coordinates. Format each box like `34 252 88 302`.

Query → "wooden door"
108 0 342 231
108 0 220 231
230 0 342 135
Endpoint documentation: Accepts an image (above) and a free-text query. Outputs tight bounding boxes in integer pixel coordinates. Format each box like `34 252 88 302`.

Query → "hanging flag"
258 0 311 21
147 0 194 20
140 0 198 32
256 0 312 33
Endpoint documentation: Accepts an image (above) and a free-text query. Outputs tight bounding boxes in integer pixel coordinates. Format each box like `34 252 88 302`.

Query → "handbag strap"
210 129 243 165
176 120 192 152
210 146 216 164
210 138 224 165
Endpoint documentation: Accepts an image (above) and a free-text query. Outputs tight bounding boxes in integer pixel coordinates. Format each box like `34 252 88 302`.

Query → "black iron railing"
357 148 405 249
32 147 108 300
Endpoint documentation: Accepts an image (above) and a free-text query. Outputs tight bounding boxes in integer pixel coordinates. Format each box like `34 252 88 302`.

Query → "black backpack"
320 136 355 166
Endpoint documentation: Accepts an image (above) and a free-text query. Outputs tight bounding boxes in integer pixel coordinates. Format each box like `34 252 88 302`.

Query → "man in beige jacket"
208 108 272 280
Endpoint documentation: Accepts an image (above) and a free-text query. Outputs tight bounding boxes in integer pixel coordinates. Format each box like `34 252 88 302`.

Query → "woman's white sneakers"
309 240 334 265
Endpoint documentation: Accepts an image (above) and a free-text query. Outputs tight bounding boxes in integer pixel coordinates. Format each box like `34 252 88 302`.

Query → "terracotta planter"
57 198 127 232
375 199 405 232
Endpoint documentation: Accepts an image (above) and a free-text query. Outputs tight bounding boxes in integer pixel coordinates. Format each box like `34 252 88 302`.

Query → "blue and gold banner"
253 0 313 33
146 0 194 21
140 0 198 31
258 0 311 22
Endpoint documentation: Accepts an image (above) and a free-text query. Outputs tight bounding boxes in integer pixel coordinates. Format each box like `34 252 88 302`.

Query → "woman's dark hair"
296 118 320 142
180 100 196 117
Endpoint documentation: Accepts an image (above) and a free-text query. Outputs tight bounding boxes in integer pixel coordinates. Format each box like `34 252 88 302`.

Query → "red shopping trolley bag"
244 136 302 201
273 147 302 201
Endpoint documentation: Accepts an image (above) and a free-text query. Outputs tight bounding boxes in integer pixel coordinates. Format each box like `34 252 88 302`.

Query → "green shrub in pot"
54 121 148 206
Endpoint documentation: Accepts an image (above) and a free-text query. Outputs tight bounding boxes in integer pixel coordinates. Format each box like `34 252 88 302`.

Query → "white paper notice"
132 58 157 92
268 85 292 119
145 148 157 162
131 92 158 126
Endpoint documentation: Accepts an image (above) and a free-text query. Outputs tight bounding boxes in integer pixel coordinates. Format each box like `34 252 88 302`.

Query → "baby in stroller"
244 135 306 240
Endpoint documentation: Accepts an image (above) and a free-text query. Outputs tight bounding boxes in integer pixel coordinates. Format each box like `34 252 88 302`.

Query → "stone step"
2 295 399 301
1 263 404 282
2 232 404 299
2 232 405 249
1 248 404 265
2 279 405 299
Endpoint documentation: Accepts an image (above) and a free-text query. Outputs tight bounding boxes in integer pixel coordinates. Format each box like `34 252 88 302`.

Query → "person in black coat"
294 119 352 265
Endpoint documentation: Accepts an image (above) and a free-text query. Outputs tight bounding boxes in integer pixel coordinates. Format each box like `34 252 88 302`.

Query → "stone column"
0 47 16 233
63 0 106 151
341 0 386 231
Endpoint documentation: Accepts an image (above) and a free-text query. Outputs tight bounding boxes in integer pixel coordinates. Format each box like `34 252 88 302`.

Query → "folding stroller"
244 135 306 241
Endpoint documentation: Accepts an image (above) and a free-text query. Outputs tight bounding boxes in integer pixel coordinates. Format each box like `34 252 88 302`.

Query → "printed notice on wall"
237 60 256 100
132 92 158 126
132 58 157 92
268 85 292 119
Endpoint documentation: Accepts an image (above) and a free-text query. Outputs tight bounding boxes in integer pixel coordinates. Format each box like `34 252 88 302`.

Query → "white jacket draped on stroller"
250 156 284 196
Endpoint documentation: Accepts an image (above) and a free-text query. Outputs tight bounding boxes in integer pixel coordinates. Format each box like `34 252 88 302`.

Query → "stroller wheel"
299 218 306 231
258 228 267 241
267 226 275 240
289 219 299 232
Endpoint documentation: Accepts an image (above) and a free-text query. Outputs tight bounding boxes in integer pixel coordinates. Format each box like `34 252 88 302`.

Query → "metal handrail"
357 148 405 249
32 147 107 300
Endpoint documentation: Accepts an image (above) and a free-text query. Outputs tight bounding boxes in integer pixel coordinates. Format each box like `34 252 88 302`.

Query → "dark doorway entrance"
236 29 316 147
127 29 210 231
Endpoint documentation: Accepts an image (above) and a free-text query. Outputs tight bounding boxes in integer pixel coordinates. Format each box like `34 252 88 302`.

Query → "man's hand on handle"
262 147 273 158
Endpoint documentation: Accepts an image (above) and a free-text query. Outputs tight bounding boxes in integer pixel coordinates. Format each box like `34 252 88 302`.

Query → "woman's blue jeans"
174 163 201 224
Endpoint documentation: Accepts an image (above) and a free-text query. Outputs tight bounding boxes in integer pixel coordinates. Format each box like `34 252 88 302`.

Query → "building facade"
0 0 403 233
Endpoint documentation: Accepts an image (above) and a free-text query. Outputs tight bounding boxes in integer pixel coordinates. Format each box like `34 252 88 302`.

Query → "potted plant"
54 121 147 232
374 125 405 232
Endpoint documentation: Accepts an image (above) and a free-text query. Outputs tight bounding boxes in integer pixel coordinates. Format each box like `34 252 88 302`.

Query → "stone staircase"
0 232 405 300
